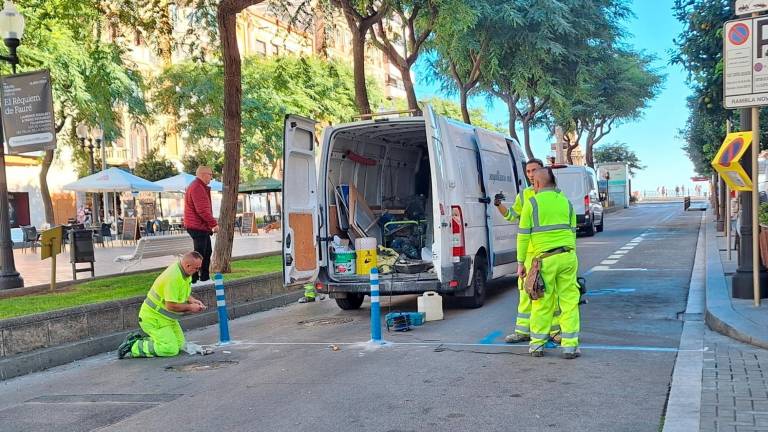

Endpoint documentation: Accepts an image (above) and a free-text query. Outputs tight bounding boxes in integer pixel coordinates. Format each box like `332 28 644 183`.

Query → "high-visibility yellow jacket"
504 186 535 223
517 188 576 263
139 262 192 322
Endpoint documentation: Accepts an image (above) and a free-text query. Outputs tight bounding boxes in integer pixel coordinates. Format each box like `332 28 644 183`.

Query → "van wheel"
460 256 487 309
597 215 604 232
584 219 596 237
335 294 364 310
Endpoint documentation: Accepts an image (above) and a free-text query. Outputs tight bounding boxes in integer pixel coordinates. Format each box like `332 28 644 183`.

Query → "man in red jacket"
184 166 219 283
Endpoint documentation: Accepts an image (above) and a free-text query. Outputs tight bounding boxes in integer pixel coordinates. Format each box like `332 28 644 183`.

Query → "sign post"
723 12 768 306
40 226 63 291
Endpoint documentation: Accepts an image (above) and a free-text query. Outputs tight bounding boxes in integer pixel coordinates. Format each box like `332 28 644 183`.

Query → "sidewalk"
705 216 768 349
10 232 282 287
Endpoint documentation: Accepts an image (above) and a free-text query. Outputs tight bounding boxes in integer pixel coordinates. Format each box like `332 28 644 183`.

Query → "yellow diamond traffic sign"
712 131 754 191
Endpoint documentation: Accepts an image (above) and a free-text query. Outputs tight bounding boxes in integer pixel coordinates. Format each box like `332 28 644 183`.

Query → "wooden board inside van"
289 212 317 271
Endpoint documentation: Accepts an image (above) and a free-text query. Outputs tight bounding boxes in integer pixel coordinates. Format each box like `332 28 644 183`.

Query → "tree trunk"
585 131 596 168
212 0 259 273
399 64 420 114
522 119 534 160
39 150 55 225
566 143 578 165
459 88 471 124
502 95 519 142
350 29 372 115
157 0 174 67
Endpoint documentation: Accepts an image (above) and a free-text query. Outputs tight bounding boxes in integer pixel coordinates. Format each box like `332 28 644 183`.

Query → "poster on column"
1 70 56 155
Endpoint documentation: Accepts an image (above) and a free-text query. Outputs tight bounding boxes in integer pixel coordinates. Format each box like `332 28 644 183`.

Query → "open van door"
424 105 452 282
473 128 521 274
282 115 319 286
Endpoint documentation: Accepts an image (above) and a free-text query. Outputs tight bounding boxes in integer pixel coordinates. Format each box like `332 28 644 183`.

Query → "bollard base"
367 339 391 347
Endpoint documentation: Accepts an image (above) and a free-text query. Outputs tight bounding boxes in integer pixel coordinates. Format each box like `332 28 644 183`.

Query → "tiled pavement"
701 328 768 432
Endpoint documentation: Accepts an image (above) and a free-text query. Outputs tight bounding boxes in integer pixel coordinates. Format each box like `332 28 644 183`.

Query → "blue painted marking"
479 330 503 345
585 288 636 297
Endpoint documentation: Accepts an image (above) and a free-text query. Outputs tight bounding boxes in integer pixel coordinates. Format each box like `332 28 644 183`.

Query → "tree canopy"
593 142 646 176
133 148 179 181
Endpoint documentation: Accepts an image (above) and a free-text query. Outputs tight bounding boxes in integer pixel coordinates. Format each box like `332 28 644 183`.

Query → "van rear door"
473 128 520 271
424 106 452 282
282 115 319 286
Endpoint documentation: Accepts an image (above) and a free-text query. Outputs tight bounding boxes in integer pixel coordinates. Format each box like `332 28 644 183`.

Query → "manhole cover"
165 360 238 372
298 317 354 327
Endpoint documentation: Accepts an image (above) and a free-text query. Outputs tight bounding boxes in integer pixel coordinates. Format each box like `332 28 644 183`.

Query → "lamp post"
76 123 105 222
0 0 24 289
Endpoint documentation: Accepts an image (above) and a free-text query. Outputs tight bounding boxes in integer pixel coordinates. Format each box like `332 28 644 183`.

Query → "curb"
662 212 705 432
0 290 303 381
703 214 768 350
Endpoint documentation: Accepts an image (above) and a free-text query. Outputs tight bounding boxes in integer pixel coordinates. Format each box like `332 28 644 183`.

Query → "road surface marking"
479 330 504 345
608 255 623 259
601 260 618 265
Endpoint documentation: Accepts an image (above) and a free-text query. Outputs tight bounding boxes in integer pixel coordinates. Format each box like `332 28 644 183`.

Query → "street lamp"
0 0 24 289
76 123 105 222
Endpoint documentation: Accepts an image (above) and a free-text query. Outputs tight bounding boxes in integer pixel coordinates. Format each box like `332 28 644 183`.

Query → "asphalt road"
0 203 702 432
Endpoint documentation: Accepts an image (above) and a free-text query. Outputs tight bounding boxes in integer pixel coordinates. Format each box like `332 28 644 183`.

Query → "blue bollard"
370 268 381 342
214 273 231 344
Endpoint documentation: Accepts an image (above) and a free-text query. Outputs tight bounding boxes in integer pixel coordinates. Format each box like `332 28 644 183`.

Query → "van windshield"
553 172 584 204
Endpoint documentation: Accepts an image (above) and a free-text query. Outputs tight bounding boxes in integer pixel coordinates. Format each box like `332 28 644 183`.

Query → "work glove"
493 192 505 207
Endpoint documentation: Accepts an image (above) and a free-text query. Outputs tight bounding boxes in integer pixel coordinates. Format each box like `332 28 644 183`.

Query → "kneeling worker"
517 168 581 359
118 251 208 359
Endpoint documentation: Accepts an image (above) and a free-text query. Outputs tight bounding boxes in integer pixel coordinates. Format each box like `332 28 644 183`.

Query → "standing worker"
517 168 581 359
117 252 208 359
185 166 219 283
495 158 560 344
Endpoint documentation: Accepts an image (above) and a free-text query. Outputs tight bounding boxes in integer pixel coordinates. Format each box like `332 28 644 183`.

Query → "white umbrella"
154 172 223 192
63 167 163 193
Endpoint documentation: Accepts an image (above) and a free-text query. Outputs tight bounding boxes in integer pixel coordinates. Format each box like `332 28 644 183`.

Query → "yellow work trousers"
131 312 186 358
529 250 580 352
516 257 560 337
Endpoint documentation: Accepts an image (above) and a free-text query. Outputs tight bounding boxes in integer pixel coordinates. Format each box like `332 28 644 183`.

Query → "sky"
411 0 696 193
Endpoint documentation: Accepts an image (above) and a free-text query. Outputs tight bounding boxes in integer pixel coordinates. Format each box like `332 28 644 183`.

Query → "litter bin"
70 229 95 279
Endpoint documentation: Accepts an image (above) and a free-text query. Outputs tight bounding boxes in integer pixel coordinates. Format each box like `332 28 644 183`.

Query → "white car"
551 164 605 236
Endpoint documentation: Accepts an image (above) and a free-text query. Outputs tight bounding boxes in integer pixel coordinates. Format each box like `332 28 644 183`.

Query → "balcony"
105 147 130 166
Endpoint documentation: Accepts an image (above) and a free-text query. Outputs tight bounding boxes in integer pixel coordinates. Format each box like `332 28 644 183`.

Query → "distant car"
550 164 604 236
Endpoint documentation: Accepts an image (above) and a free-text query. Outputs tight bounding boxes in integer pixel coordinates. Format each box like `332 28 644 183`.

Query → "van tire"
584 218 596 237
597 215 604 232
335 294 365 310
460 256 487 309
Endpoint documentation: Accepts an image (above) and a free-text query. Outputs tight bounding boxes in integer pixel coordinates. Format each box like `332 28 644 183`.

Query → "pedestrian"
731 191 741 250
184 166 219 283
117 252 207 359
517 168 581 359
494 158 560 344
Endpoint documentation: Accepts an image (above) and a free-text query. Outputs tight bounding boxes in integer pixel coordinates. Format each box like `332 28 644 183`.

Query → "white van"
282 107 528 310
550 164 604 236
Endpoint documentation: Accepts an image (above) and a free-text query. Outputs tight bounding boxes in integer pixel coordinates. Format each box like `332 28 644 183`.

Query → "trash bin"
69 229 95 279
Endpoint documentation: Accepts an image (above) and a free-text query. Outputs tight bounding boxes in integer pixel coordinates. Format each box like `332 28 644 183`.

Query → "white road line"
614 250 629 254
591 267 649 272
601 260 618 265
620 246 634 250
608 255 622 259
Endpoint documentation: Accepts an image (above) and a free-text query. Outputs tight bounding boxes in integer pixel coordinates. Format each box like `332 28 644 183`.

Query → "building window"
134 29 144 47
130 123 149 159
272 43 281 55
254 40 267 55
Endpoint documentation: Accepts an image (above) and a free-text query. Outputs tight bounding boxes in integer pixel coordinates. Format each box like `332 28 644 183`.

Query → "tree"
153 55 374 180
593 142 646 176
672 0 733 175
133 148 179 181
556 48 664 168
181 146 225 175
484 0 630 159
14 0 147 224
369 0 470 113
427 0 499 124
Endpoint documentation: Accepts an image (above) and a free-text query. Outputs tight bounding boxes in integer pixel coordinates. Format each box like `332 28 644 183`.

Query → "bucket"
355 237 377 275
332 250 356 276
417 291 444 321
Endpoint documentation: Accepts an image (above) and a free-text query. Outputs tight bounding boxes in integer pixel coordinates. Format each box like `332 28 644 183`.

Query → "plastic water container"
417 291 444 321
355 237 377 275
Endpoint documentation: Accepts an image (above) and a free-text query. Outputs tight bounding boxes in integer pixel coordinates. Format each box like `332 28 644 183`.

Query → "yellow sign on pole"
712 131 754 191
40 226 63 291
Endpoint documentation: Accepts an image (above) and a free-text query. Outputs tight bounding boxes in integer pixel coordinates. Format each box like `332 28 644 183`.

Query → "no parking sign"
712 131 754 191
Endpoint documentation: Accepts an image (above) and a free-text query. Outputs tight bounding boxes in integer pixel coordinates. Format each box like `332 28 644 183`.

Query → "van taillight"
451 205 465 257
584 195 590 211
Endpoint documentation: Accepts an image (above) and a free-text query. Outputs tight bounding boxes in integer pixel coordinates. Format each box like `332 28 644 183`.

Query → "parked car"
551 164 604 236
282 106 528 310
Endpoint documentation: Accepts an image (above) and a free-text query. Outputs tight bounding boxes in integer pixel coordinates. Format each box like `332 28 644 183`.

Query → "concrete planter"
0 272 299 380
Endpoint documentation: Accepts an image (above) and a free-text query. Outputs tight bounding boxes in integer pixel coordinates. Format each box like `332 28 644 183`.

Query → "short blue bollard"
370 268 381 342
214 273 230 344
